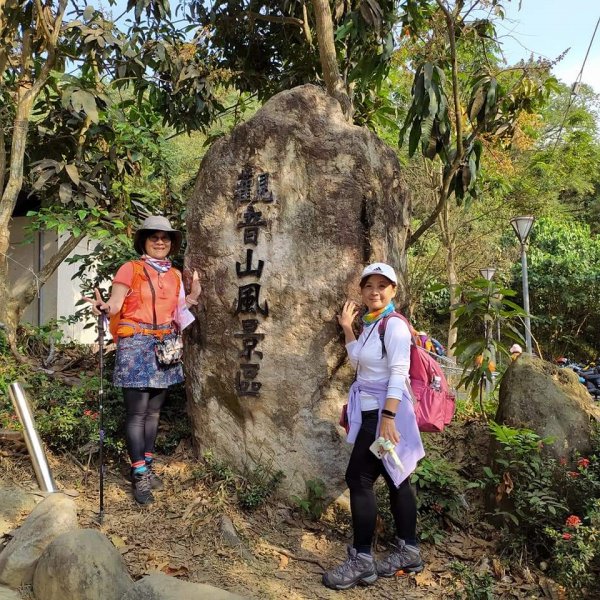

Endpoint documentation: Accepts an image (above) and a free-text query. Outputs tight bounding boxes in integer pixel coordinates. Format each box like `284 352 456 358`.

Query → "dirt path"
1 446 550 599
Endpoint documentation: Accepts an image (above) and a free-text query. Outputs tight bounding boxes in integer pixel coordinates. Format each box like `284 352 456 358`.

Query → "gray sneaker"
147 465 164 491
377 538 424 577
131 470 154 505
322 546 378 590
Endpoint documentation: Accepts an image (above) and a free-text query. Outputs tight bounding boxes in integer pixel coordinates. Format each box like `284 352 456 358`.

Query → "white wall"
8 217 97 343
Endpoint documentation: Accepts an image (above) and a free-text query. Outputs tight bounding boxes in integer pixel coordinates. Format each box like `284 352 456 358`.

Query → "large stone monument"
185 84 410 497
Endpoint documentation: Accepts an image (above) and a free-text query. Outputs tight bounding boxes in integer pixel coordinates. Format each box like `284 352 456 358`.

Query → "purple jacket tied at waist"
346 379 425 487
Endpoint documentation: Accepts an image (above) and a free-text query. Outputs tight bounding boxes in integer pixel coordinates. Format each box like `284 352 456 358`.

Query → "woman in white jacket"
322 263 425 591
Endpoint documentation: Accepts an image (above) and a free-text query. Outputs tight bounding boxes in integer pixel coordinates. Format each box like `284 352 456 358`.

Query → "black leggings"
123 388 168 464
345 409 417 551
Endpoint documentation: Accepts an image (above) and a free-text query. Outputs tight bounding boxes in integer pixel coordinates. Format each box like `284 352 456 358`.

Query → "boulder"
120 573 247 600
496 355 600 461
0 585 21 600
0 485 38 537
185 84 410 497
219 515 252 561
0 493 77 588
32 529 132 600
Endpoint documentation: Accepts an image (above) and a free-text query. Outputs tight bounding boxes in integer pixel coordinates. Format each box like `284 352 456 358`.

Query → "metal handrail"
8 382 56 493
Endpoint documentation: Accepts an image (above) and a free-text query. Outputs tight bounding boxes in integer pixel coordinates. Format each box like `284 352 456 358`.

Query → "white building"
8 217 96 343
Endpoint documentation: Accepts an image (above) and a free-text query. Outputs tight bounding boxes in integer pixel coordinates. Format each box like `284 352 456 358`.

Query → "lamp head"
479 267 496 281
510 216 535 244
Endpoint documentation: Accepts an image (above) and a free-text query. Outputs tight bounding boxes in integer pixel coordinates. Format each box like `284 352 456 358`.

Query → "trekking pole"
97 310 107 524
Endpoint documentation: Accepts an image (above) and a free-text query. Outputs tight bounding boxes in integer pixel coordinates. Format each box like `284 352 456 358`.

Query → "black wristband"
382 414 395 420
381 409 396 418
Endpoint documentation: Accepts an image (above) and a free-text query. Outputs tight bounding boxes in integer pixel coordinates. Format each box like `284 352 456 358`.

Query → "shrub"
449 561 495 600
196 450 285 511
544 501 600 596
292 478 327 521
237 463 285 510
479 422 567 555
411 457 469 543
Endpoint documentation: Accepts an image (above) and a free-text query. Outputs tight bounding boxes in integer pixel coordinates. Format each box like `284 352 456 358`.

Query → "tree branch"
436 0 463 158
301 2 313 46
12 232 86 311
0 127 5 199
28 0 68 100
247 11 304 28
312 0 353 120
406 160 459 247
34 0 54 44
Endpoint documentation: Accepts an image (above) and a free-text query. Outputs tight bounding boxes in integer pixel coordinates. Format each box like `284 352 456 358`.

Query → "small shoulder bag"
144 266 184 366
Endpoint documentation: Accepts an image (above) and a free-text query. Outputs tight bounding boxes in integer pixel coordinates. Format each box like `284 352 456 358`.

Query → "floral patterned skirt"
113 333 184 389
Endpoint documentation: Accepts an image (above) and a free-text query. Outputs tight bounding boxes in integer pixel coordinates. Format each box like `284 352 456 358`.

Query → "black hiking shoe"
322 546 378 590
377 538 424 577
132 470 154 505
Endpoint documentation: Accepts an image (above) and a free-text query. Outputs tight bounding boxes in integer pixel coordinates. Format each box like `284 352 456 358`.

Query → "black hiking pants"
345 409 418 552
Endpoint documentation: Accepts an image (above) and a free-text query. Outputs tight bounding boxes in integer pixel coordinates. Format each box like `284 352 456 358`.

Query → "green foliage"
477 421 600 595
237 463 285 511
544 501 600 596
202 1 400 123
196 450 285 512
480 423 568 554
451 278 525 408
34 374 125 456
292 478 327 521
398 0 557 206
0 325 126 457
449 560 495 600
411 457 468 543
511 216 600 360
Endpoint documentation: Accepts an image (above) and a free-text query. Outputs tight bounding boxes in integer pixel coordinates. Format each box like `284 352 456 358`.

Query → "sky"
499 0 600 92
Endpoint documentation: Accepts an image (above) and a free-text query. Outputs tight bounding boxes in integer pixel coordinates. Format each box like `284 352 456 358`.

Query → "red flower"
84 410 92 417
562 533 572 540
565 515 582 528
577 458 590 469
559 457 567 466
567 471 580 478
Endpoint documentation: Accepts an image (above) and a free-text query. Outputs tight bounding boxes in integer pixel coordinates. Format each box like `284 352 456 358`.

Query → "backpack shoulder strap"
168 267 182 296
378 312 414 357
109 261 146 339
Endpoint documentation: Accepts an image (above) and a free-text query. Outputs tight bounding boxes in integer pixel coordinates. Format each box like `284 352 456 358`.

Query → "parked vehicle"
555 357 600 400
579 366 600 400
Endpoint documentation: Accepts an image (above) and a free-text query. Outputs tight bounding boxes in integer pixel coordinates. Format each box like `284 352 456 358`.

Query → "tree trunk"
439 201 459 356
0 87 36 352
0 0 68 353
311 0 353 120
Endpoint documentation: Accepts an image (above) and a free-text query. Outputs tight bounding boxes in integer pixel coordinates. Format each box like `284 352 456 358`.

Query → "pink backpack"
378 313 455 433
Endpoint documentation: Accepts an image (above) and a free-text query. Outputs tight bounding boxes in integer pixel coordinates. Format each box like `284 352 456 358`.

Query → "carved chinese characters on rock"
233 167 274 397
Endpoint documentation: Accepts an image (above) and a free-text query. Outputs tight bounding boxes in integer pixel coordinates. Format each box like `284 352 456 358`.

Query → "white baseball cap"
510 344 523 354
360 262 398 285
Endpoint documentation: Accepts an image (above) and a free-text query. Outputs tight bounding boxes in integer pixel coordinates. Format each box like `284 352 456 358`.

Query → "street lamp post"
510 216 535 354
479 266 496 343
479 267 496 386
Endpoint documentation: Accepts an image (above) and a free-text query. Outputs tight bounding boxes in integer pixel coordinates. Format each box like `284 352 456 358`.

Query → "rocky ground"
0 421 569 600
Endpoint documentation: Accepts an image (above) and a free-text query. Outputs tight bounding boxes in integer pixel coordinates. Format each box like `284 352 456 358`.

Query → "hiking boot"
377 538 424 577
322 546 378 590
132 470 154 505
147 465 164 491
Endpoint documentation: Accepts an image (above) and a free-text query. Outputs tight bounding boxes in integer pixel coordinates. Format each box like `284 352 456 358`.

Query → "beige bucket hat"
133 215 182 256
